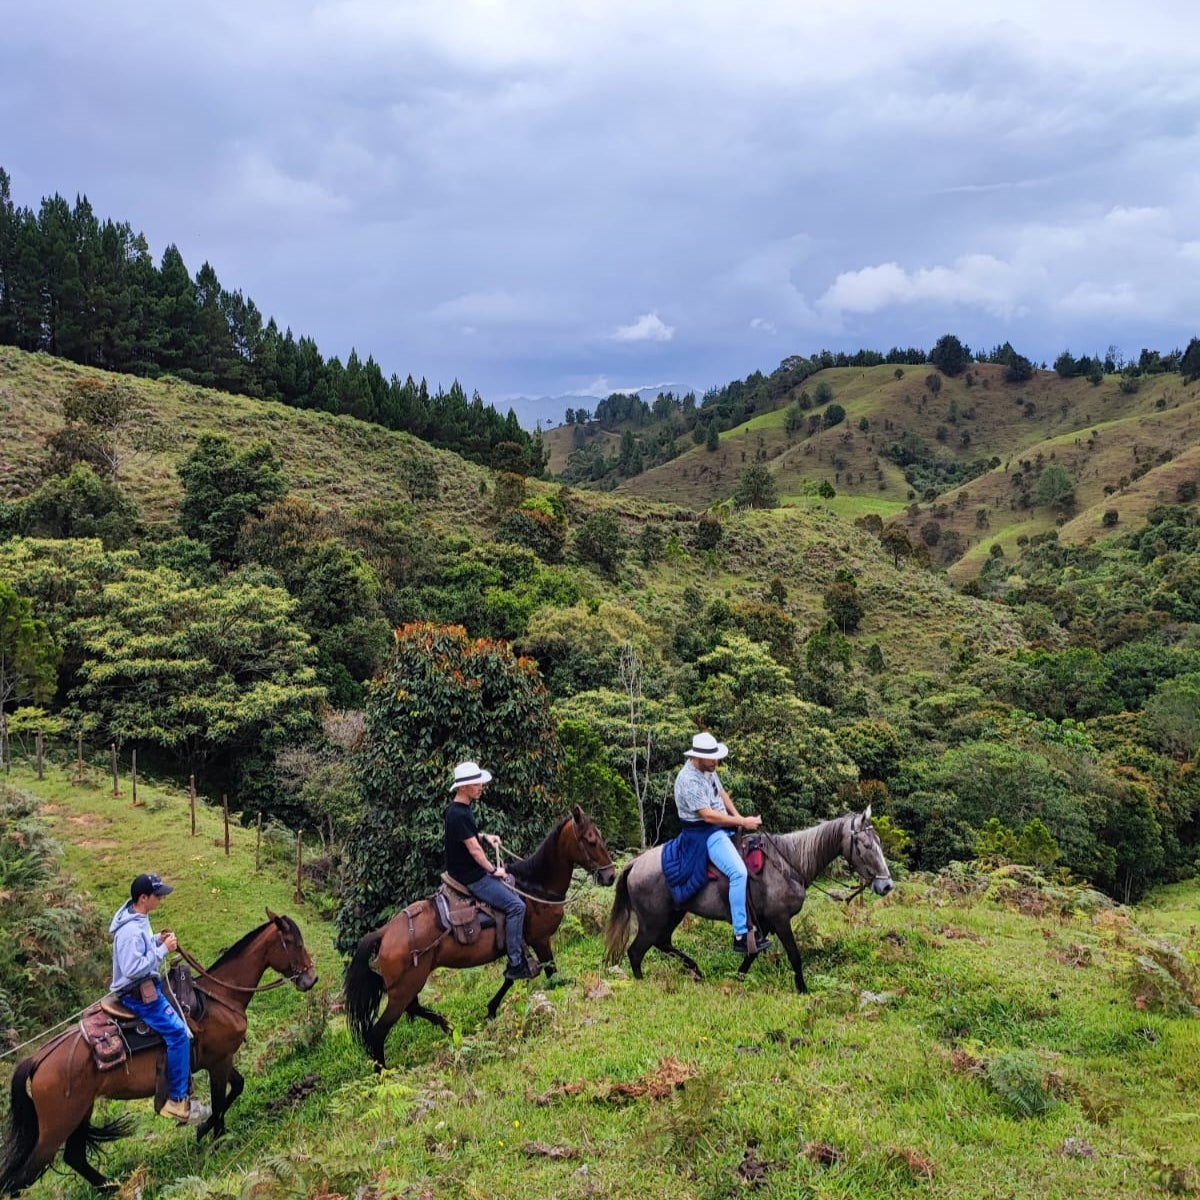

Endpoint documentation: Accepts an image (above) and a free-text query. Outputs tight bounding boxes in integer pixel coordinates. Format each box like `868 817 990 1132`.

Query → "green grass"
4 759 1199 1200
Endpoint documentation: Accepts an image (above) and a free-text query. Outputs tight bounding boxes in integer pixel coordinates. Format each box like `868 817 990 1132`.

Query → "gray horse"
604 808 894 993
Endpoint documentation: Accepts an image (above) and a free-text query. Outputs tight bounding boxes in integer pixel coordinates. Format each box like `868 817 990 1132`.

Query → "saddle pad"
79 1005 127 1072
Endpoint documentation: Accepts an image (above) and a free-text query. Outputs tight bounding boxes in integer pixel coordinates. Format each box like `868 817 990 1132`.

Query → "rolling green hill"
0 344 1026 677
554 363 1200 577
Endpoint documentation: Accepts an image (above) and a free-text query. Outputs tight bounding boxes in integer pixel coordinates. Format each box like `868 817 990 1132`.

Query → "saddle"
80 965 204 1074
435 873 499 946
704 834 766 881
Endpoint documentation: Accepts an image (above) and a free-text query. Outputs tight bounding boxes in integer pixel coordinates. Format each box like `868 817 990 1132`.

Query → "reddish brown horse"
0 911 316 1196
344 805 615 1068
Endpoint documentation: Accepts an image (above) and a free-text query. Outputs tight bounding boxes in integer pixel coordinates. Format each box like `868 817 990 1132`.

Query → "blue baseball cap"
131 873 173 900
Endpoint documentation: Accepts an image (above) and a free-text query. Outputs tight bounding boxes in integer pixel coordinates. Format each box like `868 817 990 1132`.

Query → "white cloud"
750 317 777 334
818 256 1027 319
816 203 1200 328
611 313 675 342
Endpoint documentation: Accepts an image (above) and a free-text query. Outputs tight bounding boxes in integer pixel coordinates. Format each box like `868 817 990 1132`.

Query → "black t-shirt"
445 800 486 884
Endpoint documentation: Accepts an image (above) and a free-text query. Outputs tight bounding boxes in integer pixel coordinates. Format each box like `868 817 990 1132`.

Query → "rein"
496 826 607 908
760 827 871 903
176 944 294 994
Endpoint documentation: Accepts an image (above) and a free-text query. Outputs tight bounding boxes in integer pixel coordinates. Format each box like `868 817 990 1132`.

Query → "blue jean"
123 984 190 1101
468 873 528 964
706 830 749 935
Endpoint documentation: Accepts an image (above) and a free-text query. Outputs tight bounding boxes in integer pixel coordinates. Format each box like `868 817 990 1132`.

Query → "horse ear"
863 804 872 821
266 907 281 923
573 803 586 826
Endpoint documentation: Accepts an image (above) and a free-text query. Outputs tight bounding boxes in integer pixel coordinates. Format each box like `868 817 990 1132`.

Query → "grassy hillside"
3 761 1198 1200
0 347 492 536
592 363 1200 574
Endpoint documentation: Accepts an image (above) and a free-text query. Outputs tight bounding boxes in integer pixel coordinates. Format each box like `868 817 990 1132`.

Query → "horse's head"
568 805 616 886
265 909 318 991
844 806 894 897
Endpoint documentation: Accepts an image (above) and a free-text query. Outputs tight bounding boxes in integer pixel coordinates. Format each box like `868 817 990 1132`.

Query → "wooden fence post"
131 748 139 806
255 812 263 872
36 730 44 780
111 743 120 797
223 794 231 856
75 731 84 784
189 775 197 836
1 711 8 774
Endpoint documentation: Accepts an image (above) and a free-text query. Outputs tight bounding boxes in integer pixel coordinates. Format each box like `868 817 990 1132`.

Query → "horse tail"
343 927 387 1051
603 863 636 966
0 1057 41 1196
83 1113 136 1146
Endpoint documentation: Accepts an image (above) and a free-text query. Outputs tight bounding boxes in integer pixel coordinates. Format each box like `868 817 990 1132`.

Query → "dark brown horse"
0 911 317 1196
605 809 894 993
344 805 615 1068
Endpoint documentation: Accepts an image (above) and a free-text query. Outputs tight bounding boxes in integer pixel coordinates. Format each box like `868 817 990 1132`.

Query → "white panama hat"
450 761 493 792
683 732 728 760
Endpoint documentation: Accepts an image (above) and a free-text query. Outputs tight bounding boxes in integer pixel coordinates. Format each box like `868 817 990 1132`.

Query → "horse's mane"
771 813 854 884
208 915 299 971
508 813 571 898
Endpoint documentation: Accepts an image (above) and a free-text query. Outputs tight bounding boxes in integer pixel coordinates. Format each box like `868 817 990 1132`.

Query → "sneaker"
732 933 751 955
504 958 538 980
160 1097 192 1123
753 930 773 955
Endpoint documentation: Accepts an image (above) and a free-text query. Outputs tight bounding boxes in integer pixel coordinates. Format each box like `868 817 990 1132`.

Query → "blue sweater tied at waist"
662 821 727 904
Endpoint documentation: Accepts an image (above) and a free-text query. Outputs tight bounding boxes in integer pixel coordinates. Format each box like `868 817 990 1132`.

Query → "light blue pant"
706 830 749 935
123 984 190 1100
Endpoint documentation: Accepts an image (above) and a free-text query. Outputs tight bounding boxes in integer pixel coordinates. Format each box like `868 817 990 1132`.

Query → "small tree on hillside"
337 624 562 950
929 334 969 377
1037 463 1075 511
177 433 288 562
47 376 172 484
732 464 779 510
574 510 627 579
823 579 864 634
880 522 913 567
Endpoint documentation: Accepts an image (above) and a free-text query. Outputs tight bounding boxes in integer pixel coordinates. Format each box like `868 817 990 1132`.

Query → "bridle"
760 817 889 903
846 818 892 895
498 814 614 905
176 923 310 995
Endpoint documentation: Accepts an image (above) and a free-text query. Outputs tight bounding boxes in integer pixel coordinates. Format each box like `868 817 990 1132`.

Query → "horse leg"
196 1061 240 1141
485 978 514 1020
214 1068 245 1140
530 937 556 980
10 1058 105 1197
630 911 699 979
62 1110 115 1194
368 965 440 1067
774 921 807 993
405 996 452 1033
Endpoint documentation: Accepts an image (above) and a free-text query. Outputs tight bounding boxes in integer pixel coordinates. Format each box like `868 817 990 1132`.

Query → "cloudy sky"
4 1 1198 426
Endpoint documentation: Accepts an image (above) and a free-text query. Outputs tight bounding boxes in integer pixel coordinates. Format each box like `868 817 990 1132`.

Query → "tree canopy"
336 623 564 950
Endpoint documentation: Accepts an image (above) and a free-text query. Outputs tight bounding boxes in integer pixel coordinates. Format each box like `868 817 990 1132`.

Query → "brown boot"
160 1097 191 1123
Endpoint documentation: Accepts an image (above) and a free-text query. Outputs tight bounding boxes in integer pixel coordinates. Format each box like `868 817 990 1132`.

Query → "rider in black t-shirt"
444 761 537 980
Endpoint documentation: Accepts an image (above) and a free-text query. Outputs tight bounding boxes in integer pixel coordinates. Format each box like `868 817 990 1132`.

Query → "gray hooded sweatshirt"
109 901 167 993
